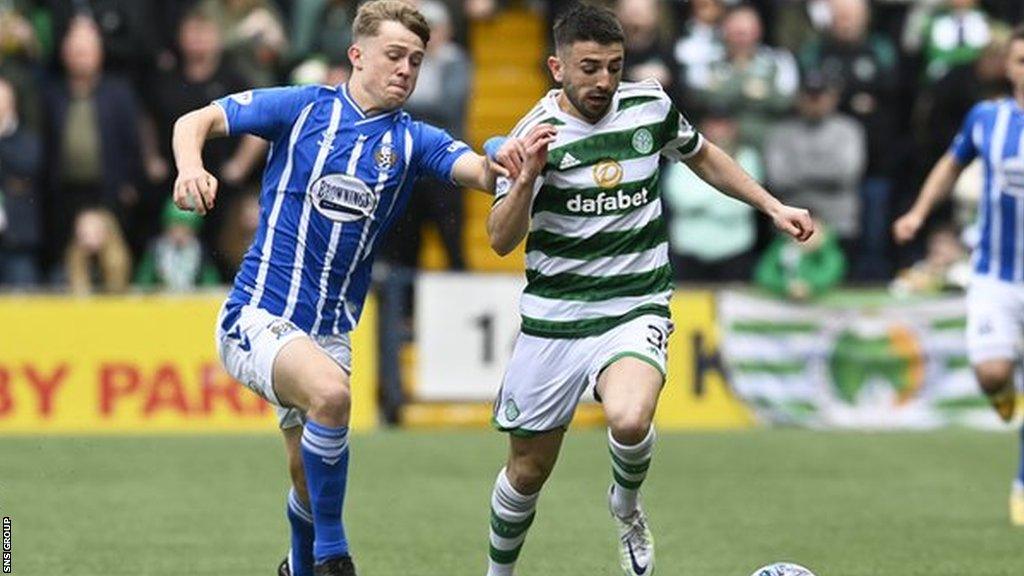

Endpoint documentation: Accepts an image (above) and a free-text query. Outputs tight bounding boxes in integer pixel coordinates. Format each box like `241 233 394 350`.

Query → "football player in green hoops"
481 4 813 576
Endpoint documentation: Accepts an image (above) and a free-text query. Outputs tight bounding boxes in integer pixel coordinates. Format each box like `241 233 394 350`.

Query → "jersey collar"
341 83 403 125
543 88 620 129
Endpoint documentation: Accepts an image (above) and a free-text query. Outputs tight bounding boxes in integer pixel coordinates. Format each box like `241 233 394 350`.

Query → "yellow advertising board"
0 294 378 434
656 291 754 429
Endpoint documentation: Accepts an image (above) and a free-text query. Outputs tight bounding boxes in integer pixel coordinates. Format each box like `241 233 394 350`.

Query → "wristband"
483 136 508 161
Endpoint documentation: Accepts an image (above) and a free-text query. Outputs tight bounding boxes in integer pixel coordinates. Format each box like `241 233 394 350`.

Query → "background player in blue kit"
169 2 543 575
895 25 1024 526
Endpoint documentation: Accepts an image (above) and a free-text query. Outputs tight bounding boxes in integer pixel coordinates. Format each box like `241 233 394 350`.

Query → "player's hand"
771 204 814 242
494 137 527 180
519 124 557 181
893 211 924 245
173 165 218 216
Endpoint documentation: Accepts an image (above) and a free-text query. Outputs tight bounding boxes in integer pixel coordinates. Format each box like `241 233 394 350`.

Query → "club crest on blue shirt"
374 142 397 173
309 173 378 222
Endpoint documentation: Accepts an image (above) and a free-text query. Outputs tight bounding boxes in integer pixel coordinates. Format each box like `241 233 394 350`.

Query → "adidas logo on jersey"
566 187 650 216
559 152 582 170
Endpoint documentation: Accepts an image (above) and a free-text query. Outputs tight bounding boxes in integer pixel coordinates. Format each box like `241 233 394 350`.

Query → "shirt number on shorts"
646 324 669 354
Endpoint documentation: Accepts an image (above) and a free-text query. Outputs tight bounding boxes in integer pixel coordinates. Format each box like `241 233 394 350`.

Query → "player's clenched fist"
771 205 815 242
173 166 219 215
892 211 924 245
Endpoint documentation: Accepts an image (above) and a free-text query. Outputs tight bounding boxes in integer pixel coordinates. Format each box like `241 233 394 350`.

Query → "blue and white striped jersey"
952 98 1024 283
214 84 471 335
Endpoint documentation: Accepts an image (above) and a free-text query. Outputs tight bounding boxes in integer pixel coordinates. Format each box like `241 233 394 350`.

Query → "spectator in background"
688 4 799 148
290 53 351 86
0 2 42 61
0 0 44 130
0 76 42 287
46 0 159 87
210 0 289 86
890 224 969 296
466 0 501 22
288 0 354 67
617 0 674 88
152 0 209 60
672 0 726 104
135 200 220 291
139 5 265 273
773 0 831 53
216 187 260 276
914 28 1010 171
42 17 140 282
662 106 759 282
909 0 998 83
65 207 130 294
800 0 898 279
381 0 470 271
755 220 846 300
764 70 865 266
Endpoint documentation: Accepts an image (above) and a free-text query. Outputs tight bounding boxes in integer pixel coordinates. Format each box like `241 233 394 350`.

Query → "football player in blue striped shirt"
170 2 551 574
895 24 1024 526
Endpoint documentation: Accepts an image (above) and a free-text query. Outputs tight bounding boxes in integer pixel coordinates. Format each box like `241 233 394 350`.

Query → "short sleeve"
213 86 318 141
660 104 703 162
413 121 473 183
950 103 986 165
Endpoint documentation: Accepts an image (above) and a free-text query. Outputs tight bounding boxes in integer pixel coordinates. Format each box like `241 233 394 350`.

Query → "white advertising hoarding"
415 273 526 400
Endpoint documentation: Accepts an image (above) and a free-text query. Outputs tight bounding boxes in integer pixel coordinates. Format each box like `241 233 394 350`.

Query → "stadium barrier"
718 290 992 429
407 273 755 430
0 278 989 433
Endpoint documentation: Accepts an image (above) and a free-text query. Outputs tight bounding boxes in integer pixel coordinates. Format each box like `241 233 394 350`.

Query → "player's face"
1007 40 1024 93
350 20 425 110
549 41 624 122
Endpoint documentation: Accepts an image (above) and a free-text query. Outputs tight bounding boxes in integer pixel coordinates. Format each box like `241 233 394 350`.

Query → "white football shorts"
966 276 1024 365
492 314 672 436
215 302 352 429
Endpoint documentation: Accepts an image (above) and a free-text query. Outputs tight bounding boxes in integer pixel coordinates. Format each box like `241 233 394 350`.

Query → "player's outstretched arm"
171 105 228 215
893 152 964 244
487 125 557 256
451 152 508 192
685 139 814 242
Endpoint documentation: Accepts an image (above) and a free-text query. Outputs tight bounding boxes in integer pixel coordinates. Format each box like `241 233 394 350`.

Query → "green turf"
2 429 1024 575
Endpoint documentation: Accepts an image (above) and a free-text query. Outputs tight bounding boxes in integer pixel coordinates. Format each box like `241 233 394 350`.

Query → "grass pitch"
2 429 1023 576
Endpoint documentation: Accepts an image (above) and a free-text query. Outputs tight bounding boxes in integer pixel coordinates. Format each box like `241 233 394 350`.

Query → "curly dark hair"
553 2 624 51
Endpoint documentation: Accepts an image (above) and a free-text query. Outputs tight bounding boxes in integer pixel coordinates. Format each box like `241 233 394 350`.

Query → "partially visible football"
749 562 817 576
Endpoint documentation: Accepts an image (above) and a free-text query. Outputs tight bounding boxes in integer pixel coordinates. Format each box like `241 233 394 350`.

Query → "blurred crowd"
646 0 1020 299
0 0 1019 299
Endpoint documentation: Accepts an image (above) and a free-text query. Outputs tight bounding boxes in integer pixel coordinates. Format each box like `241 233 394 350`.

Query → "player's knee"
606 406 652 445
306 372 351 423
507 456 553 494
975 362 1014 394
310 385 350 416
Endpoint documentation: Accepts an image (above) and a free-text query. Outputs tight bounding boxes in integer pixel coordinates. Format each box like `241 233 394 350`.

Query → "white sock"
609 426 656 518
487 468 538 576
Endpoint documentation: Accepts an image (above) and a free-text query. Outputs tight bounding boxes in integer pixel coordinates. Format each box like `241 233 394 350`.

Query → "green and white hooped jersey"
495 79 703 339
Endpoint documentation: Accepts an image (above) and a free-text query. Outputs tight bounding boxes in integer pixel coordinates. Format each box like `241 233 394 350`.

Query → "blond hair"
65 208 131 295
353 0 430 45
